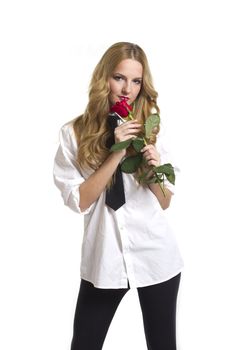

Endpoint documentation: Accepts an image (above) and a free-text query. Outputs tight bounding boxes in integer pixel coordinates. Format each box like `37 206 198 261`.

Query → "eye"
113 75 123 81
133 79 142 85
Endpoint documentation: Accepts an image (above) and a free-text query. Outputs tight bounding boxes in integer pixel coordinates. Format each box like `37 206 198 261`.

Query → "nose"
122 80 131 95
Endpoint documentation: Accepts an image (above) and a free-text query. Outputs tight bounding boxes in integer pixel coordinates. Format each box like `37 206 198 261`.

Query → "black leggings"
70 273 181 350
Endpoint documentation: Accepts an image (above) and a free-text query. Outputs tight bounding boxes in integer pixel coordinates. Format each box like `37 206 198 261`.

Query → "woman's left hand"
141 144 161 167
141 144 172 209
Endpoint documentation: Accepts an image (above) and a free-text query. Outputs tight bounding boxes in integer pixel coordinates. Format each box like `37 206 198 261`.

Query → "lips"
119 96 130 101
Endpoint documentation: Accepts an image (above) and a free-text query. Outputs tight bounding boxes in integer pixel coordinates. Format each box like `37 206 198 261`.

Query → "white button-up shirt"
53 121 184 289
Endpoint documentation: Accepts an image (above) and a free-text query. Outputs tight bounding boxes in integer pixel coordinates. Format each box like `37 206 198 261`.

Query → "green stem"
128 112 134 120
127 109 166 197
155 173 166 197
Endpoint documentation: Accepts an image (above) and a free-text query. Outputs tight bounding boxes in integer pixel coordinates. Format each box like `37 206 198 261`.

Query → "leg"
70 279 130 350
137 273 181 350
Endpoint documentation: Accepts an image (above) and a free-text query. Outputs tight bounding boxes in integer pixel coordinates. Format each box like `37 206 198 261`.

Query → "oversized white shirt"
53 121 184 289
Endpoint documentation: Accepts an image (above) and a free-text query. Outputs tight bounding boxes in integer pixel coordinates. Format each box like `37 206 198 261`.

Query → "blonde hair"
73 42 160 172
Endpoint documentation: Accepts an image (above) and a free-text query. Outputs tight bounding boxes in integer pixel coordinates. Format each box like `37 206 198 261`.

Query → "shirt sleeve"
53 122 94 214
156 130 179 195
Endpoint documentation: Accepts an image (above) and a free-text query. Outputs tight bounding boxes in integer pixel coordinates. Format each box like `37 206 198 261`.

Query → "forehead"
113 59 143 77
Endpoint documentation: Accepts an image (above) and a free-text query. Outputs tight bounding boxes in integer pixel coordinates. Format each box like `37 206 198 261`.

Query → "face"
108 59 143 106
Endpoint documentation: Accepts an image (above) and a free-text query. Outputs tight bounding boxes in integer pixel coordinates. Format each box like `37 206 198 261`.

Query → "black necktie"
105 113 126 211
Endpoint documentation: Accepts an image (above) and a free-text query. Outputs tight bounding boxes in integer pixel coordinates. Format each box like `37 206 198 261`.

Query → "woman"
53 42 184 350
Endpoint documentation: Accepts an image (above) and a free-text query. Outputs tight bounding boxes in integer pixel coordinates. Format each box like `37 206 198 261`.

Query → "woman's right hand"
114 120 142 157
114 120 142 144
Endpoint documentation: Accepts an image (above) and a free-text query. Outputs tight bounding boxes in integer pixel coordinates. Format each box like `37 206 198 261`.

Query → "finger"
116 127 142 139
125 127 141 135
141 149 156 158
142 149 160 165
117 125 141 134
122 123 142 130
141 145 154 152
115 128 141 139
147 159 160 166
144 154 156 162
116 134 140 142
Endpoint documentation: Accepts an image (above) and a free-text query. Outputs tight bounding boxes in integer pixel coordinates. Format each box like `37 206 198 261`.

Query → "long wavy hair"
73 42 160 175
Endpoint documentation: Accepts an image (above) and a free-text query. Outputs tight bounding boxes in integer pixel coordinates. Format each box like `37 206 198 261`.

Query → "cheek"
108 82 117 104
133 85 142 98
109 79 119 94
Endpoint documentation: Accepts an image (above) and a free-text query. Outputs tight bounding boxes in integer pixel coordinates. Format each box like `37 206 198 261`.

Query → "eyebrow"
114 73 143 80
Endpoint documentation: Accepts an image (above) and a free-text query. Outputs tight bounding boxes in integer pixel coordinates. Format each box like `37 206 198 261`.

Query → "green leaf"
132 137 145 152
154 163 176 185
140 171 163 184
110 138 132 151
154 163 174 175
145 114 160 138
121 154 143 173
165 172 175 185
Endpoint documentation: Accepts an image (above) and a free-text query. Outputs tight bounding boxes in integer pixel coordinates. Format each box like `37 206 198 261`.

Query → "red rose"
120 98 133 112
110 99 132 118
110 102 128 117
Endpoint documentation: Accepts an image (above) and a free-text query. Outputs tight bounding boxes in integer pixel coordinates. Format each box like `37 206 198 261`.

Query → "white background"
1 0 233 349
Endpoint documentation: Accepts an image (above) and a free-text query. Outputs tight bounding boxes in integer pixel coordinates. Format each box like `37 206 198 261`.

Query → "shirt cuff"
67 186 94 215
